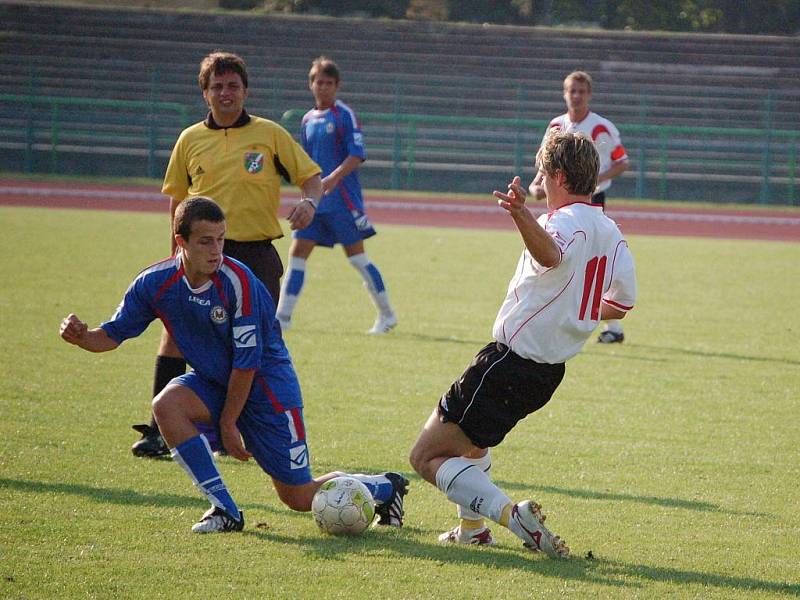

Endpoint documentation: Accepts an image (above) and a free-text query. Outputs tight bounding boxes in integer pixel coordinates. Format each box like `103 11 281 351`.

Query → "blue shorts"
294 205 376 248
174 372 312 485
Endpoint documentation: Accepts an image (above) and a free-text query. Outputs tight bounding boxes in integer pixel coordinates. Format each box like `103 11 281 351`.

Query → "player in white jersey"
410 131 636 557
529 70 630 344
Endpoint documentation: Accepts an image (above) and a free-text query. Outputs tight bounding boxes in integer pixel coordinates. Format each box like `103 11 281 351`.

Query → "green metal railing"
282 109 799 205
1 94 190 179
1 93 796 205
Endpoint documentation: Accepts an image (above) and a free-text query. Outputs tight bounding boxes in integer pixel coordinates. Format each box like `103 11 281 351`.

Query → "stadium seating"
2 2 799 202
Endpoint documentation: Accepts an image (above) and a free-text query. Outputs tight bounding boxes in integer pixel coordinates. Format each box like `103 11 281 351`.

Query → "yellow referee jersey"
162 115 321 241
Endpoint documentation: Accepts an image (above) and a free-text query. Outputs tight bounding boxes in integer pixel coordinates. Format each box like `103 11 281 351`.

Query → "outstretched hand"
60 314 88 345
494 176 528 214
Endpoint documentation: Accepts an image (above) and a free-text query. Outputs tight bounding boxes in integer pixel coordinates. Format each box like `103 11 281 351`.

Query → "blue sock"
286 266 305 296
172 434 240 520
349 473 393 504
365 264 386 293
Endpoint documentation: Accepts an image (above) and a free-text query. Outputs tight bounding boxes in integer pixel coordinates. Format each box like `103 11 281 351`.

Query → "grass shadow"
297 328 486 347
0 476 208 509
244 527 799 596
0 476 303 516
623 343 800 367
4 478 794 595
597 557 799 597
302 470 769 519
492 480 769 517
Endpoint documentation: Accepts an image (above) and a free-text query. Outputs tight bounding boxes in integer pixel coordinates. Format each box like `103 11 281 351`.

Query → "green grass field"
1 206 798 599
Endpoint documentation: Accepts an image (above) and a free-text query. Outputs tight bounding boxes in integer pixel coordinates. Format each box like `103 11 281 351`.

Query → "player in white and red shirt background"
410 131 636 557
529 71 631 344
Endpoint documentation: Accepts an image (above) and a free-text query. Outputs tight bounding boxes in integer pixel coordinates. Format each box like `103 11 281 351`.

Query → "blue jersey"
100 253 301 409
301 100 366 215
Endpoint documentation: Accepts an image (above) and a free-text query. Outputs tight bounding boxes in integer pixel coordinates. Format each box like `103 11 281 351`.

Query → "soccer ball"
312 476 376 536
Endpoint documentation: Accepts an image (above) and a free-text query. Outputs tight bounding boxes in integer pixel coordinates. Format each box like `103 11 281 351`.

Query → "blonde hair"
537 131 599 196
563 70 593 93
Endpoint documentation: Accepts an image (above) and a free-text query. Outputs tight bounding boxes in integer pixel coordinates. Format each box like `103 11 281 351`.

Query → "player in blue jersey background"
276 57 398 335
60 197 408 533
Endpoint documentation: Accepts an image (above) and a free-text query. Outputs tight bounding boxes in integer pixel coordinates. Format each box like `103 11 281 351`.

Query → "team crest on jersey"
326 122 335 134
244 152 264 174
210 306 227 324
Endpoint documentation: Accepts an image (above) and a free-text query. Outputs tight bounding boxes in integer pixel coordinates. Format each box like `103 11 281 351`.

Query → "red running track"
1 180 798 242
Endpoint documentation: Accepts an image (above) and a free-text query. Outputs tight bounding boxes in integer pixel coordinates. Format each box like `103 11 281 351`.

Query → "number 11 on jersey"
579 256 606 320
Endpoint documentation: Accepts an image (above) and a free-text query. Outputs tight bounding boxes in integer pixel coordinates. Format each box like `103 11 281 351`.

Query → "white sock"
435 456 510 524
276 256 306 319
348 253 393 316
457 451 492 520
603 319 623 333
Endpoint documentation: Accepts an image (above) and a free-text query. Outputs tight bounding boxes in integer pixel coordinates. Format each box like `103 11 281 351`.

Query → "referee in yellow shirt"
131 51 323 458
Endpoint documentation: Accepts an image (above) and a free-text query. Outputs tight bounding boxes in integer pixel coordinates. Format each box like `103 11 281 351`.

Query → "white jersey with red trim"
493 202 636 363
543 112 628 194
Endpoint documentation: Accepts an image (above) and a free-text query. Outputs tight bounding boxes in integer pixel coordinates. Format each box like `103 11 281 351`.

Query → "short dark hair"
198 51 248 90
537 131 599 196
173 196 225 240
308 56 340 84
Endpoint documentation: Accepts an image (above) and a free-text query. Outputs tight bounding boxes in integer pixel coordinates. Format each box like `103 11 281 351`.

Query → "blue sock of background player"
277 254 394 329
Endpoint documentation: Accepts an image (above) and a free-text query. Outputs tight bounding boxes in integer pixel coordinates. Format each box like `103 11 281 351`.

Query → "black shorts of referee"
438 342 565 449
591 191 605 209
223 239 284 303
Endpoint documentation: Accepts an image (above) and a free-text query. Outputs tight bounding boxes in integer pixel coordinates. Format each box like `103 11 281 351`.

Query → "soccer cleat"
597 330 624 344
510 500 569 558
131 424 169 458
438 525 495 546
367 312 397 335
374 472 409 527
191 506 244 533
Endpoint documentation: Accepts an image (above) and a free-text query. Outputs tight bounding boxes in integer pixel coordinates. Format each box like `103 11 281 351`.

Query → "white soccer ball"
312 476 376 536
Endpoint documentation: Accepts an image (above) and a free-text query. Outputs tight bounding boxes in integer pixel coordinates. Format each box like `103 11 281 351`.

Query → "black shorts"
223 239 284 303
591 191 606 209
438 342 565 449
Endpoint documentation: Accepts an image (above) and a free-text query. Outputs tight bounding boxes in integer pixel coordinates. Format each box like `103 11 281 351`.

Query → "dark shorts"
591 191 606 209
438 342 565 449
223 239 284 302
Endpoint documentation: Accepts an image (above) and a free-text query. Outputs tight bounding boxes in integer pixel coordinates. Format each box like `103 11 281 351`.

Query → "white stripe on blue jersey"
335 99 359 129
219 262 246 319
285 411 299 443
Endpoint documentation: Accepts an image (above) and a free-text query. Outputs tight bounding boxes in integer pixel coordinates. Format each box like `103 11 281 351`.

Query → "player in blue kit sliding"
276 56 397 335
60 197 408 533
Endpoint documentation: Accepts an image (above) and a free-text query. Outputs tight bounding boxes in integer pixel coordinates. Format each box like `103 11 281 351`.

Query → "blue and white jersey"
100 253 301 409
301 99 366 215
